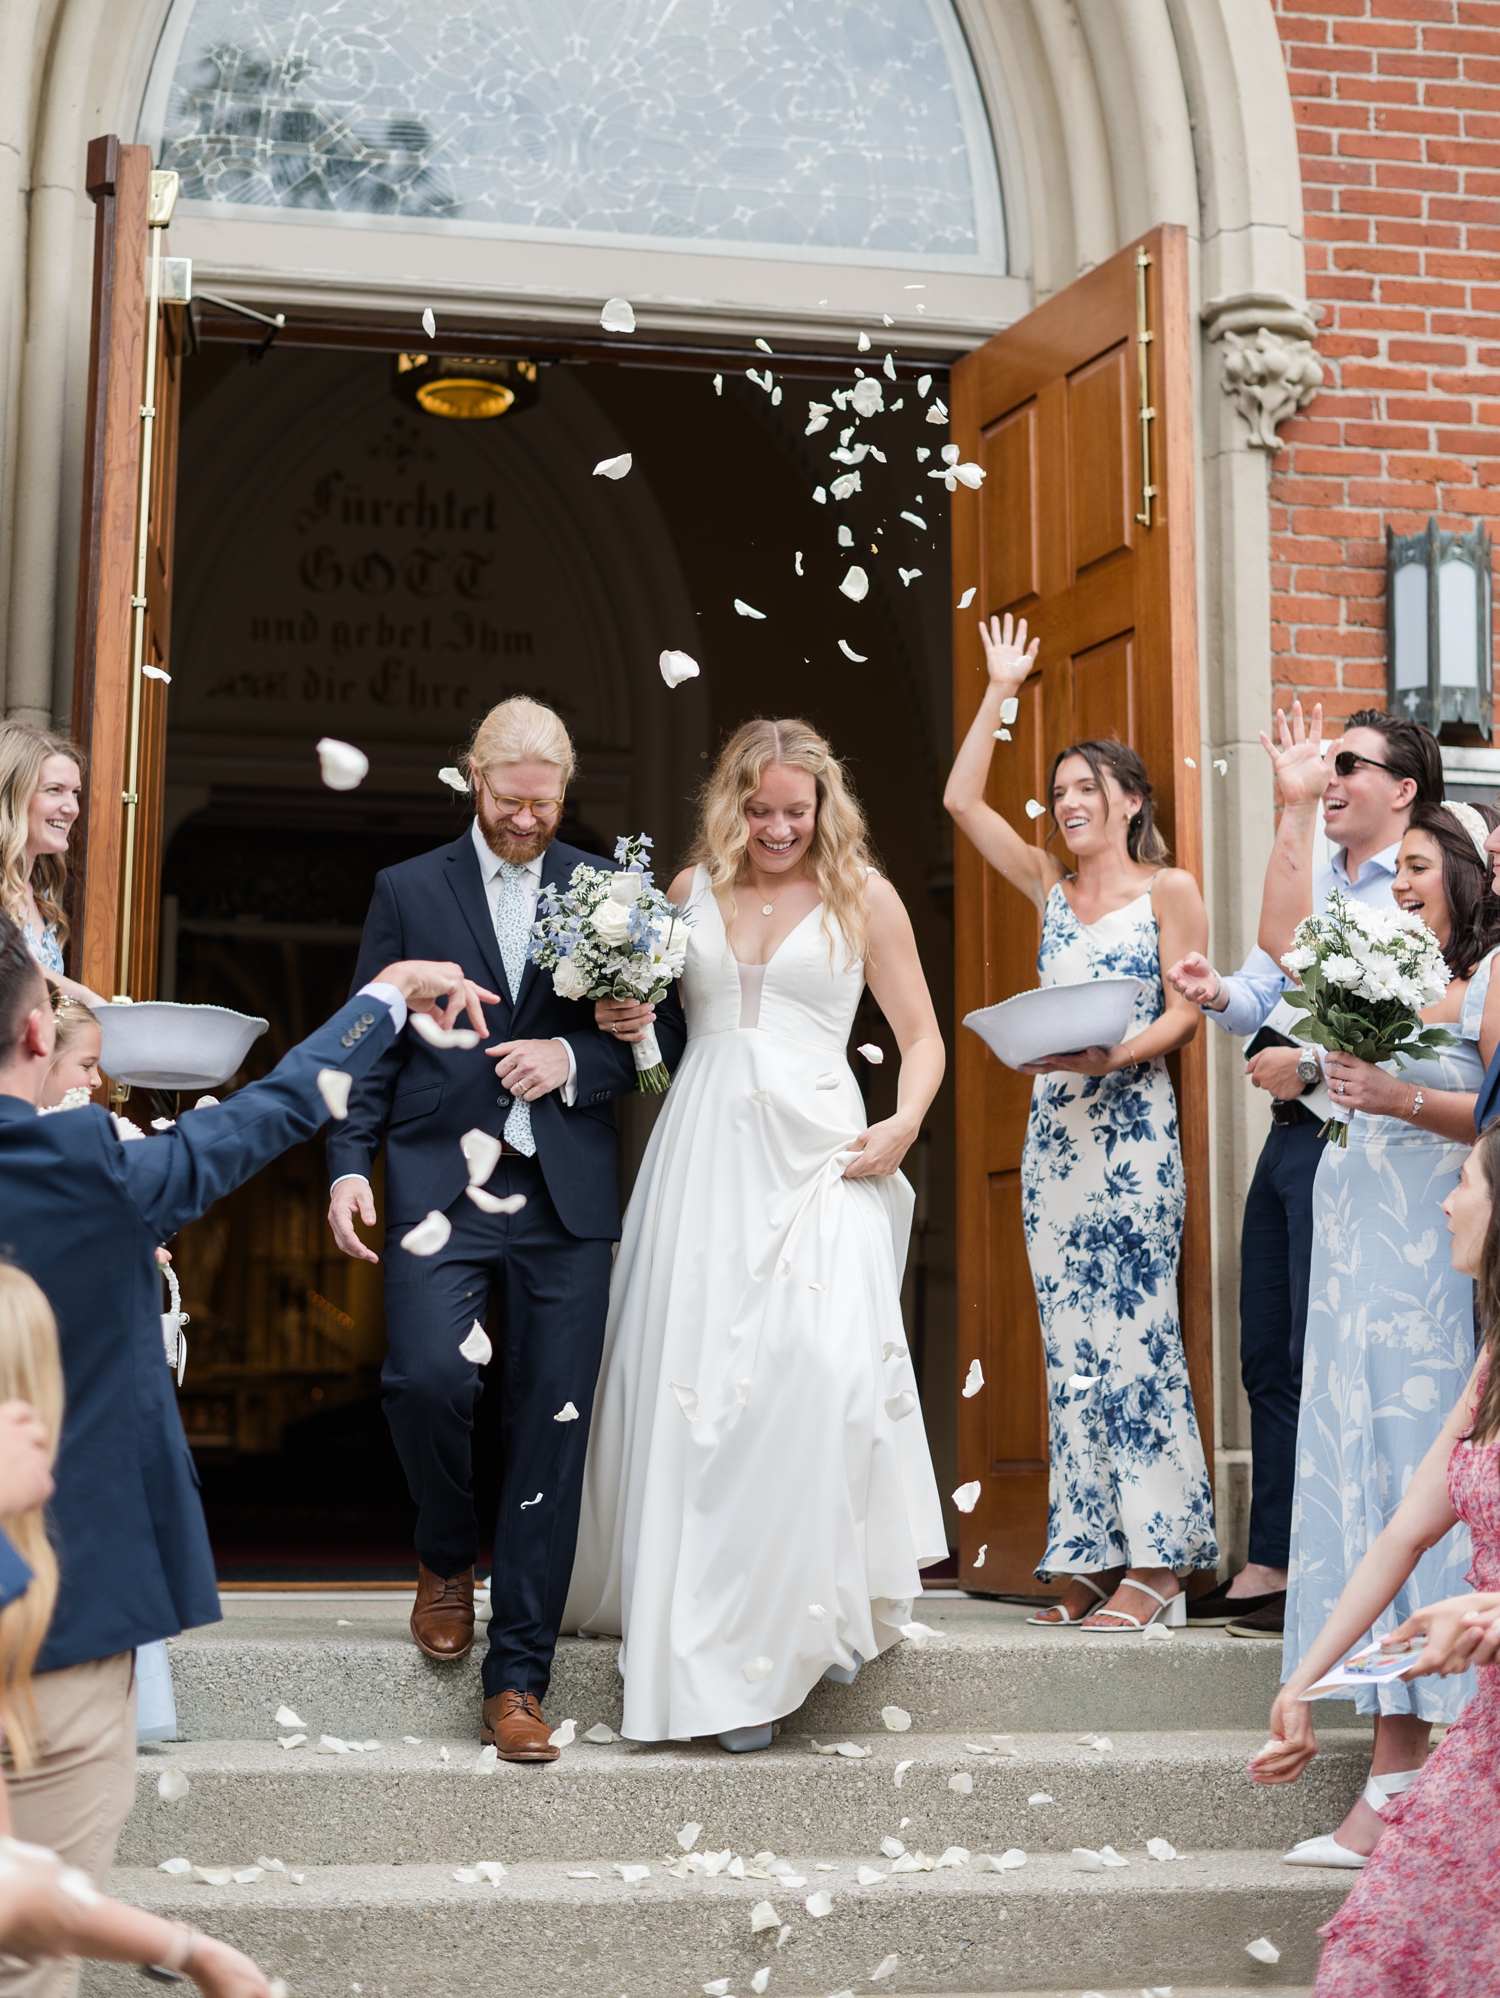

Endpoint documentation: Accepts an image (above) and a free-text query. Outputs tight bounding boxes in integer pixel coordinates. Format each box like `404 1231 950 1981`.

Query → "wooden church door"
949 224 1212 1595
70 136 184 1004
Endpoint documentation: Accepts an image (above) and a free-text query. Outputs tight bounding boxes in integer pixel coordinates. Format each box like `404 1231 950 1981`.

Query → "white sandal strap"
1080 1576 1111 1604
1123 1579 1172 1611
1363 1766 1421 1812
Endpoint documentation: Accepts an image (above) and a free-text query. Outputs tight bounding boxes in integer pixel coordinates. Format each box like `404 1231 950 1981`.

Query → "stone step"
83 1851 1352 1995
169 1595 1333 1741
126 1729 1369 1868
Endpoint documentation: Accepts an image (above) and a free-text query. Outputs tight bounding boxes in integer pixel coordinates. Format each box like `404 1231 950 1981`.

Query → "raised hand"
978 612 1040 697
374 960 499 1038
1167 952 1223 1009
1259 699 1329 810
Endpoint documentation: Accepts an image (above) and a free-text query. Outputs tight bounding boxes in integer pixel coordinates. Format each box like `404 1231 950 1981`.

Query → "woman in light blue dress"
1280 799 1500 1867
945 614 1218 1630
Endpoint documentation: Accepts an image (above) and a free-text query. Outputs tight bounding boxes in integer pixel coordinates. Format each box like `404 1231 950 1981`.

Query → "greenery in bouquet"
528 834 691 1092
1279 889 1454 1145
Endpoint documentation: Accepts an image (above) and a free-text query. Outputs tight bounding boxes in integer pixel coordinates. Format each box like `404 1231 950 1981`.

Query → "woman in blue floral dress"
946 614 1218 1629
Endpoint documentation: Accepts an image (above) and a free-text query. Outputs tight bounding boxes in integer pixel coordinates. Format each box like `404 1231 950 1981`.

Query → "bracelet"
141 1924 198 1983
1408 1087 1424 1121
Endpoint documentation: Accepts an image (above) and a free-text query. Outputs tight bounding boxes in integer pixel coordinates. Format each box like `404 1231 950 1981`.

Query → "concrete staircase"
85 1594 1365 1997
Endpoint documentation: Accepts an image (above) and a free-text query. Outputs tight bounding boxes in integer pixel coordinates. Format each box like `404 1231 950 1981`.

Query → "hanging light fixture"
1387 516 1493 743
392 353 540 420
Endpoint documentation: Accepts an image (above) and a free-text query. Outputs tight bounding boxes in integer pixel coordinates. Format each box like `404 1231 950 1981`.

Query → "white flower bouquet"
1280 890 1453 1145
528 833 691 1093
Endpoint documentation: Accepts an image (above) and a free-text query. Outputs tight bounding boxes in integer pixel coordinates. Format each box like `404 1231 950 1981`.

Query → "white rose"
552 957 591 1001
608 872 644 905
590 899 633 945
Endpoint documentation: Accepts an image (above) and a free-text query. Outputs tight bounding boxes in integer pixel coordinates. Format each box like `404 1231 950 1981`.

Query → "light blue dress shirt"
1209 841 1403 1039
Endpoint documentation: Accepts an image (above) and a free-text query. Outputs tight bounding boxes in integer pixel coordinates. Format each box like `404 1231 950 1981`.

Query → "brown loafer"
481 1689 558 1762
410 1563 475 1661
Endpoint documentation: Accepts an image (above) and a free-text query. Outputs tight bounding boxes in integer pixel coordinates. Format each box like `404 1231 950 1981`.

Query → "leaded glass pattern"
144 0 1002 261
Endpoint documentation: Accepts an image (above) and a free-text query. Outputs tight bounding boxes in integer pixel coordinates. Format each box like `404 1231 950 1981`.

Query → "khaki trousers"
0 1654 138 1998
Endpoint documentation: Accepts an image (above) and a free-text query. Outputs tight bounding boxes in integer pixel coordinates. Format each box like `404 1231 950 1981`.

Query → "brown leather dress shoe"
410 1564 475 1661
481 1689 558 1762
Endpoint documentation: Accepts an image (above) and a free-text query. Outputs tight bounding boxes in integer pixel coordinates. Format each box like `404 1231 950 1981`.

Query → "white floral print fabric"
1283 949 1495 1723
1021 884 1217 1581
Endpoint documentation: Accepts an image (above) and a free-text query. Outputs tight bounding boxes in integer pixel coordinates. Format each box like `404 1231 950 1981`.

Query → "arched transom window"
140 0 1005 266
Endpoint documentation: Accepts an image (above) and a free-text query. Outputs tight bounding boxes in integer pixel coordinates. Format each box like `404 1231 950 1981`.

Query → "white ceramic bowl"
963 977 1143 1072
95 1001 269 1090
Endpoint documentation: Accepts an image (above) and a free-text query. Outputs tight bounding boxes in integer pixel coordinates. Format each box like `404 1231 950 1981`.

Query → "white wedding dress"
564 868 946 1741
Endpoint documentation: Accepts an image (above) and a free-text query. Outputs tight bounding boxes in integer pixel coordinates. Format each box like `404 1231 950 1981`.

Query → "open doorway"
158 330 960 1581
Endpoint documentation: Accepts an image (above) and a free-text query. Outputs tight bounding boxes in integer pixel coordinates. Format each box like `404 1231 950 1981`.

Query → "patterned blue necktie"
494 861 536 1156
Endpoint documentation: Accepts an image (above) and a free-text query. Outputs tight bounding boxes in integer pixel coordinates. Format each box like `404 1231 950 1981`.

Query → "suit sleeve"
117 998 398 1242
326 870 409 1185
563 978 689 1105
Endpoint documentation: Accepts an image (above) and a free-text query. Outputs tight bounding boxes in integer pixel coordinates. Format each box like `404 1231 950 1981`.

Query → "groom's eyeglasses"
1332 751 1395 779
475 772 564 821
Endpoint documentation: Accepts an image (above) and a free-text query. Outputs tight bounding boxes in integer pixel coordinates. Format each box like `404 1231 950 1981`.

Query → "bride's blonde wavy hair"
690 718 875 965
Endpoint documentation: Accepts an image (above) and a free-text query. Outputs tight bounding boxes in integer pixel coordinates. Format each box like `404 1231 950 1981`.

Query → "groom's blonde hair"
464 697 575 788
691 717 875 965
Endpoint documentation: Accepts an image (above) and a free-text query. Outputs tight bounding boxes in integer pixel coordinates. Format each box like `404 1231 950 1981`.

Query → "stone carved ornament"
1202 293 1324 451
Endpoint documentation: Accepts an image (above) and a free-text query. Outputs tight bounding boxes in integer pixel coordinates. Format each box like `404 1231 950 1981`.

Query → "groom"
327 696 685 1760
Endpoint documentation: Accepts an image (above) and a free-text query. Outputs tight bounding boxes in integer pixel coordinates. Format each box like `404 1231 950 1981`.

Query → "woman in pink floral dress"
1250 1126 1500 1996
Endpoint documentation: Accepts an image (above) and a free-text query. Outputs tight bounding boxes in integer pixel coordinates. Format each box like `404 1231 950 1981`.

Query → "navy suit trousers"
379 1158 612 1700
1238 1114 1323 1569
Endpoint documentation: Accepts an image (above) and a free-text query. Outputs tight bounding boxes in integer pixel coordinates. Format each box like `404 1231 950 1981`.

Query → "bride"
564 718 948 1750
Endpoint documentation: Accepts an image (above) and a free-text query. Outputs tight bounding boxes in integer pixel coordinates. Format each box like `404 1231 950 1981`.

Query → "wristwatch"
1295 1051 1322 1090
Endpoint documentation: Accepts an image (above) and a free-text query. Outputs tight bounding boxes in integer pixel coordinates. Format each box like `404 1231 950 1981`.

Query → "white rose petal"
459 1320 492 1365
594 453 632 479
553 1401 579 1422
157 1769 189 1802
898 567 922 585
1246 1939 1281 1965
520 1492 542 1509
402 1737 422 1745
1098 1845 1128 1867
973 1545 987 1569
869 1955 898 1983
671 1381 699 1422
952 1480 981 1513
831 472 861 501
893 1759 913 1787
192 1867 233 1886
458 1128 503 1187
808 1603 828 1621
881 1706 911 1732
1024 799 1046 820
991 1735 1016 1753
900 511 927 529
676 1822 702 1851
614 1863 650 1884
805 1890 832 1917
467 1186 527 1215
274 1705 305 1729
316 1735 349 1754
452 1868 481 1884
851 377 883 416
583 1724 616 1743
856 1043 884 1064
983 1849 1027 1871
278 1734 307 1751
659 649 700 687
703 1983 730 1997
839 565 870 604
421 307 436 338
857 330 871 352
838 641 868 662
899 1621 938 1646
882 1341 907 1361
142 663 171 683
857 1864 886 1886
1068 1373 1098 1391
742 1656 774 1683
1184 755 1197 768
962 1359 984 1398
750 1901 780 1932
999 697 1020 725
958 587 977 608
1071 1848 1104 1872
734 599 767 619
474 1745 498 1773
316 738 368 790
884 1391 917 1421
880 1837 905 1859
1028 1792 1054 1806
925 399 948 425
548 1719 576 1748
948 1772 973 1795
936 1846 969 1868
439 765 468 792
600 297 636 333
1141 1620 1173 1642
735 1378 751 1403
158 1857 192 1875
314 1070 352 1122
409 1013 480 1049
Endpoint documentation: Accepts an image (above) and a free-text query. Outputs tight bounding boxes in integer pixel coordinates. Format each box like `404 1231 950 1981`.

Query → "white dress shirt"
1209 839 1403 1039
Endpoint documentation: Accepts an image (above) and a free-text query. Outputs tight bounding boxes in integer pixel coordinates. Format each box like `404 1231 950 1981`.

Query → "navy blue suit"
328 830 686 1698
1476 1047 1500 1135
0 995 398 1674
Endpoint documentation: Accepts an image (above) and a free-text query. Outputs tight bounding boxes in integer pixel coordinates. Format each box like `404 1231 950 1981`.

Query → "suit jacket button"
359 1013 374 1027
497 1092 511 1108
340 1032 354 1047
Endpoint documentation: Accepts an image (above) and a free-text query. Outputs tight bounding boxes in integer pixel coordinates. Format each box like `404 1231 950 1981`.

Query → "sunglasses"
1332 751 1396 779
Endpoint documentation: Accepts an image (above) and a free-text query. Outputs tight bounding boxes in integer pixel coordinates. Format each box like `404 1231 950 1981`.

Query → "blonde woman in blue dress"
945 614 1218 1630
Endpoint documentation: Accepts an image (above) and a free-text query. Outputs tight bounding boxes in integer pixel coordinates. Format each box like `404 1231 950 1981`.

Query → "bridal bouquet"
528 833 690 1092
1280 890 1453 1145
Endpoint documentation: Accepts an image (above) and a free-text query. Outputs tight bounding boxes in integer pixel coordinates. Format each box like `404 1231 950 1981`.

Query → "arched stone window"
139 0 1005 267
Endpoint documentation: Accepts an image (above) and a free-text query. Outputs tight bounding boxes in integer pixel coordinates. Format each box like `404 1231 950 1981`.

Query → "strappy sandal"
1027 1575 1113 1626
1077 1578 1187 1632
1283 1766 1422 1868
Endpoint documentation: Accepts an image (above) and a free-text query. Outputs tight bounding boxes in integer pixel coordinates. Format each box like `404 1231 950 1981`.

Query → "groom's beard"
478 814 557 866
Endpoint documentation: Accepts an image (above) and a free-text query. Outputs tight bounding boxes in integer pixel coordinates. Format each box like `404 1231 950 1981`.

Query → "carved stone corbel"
1202 292 1324 452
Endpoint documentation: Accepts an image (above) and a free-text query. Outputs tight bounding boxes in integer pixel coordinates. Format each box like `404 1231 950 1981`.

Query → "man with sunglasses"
1168 707 1441 1638
327 696 685 1759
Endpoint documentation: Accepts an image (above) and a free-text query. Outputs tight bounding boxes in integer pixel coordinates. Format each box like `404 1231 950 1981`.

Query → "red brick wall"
1269 0 1500 725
